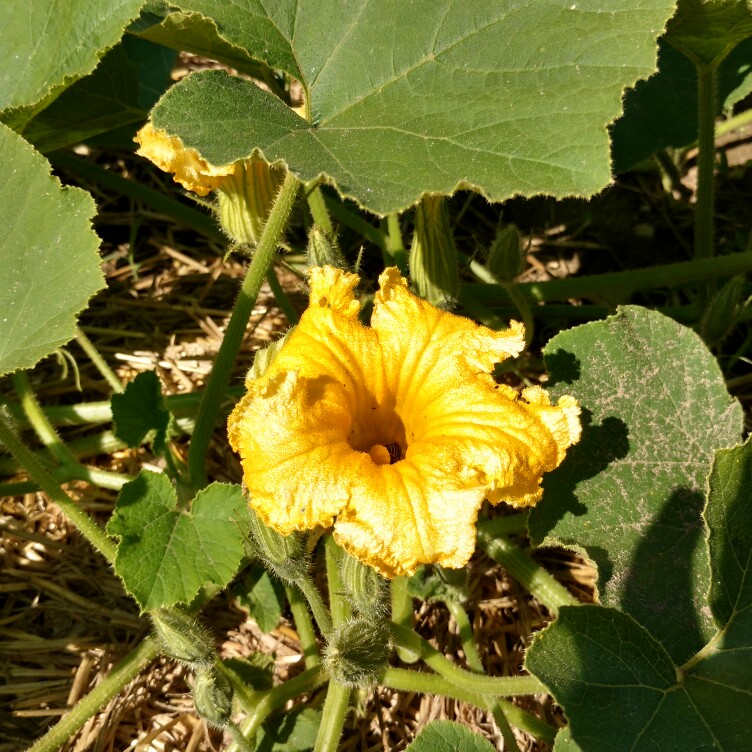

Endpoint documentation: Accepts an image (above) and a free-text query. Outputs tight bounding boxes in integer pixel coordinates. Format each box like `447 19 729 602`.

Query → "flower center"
348 400 407 465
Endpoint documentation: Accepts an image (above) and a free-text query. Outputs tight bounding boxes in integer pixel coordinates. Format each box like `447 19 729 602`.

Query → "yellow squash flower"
135 123 236 196
228 267 581 578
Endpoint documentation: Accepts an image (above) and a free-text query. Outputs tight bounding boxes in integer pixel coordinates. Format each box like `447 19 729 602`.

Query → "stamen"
369 443 402 465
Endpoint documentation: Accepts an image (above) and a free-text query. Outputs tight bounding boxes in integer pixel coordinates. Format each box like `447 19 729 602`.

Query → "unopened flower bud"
338 552 389 619
487 224 524 282
217 160 285 248
247 506 308 583
192 664 233 729
409 194 458 308
151 606 214 667
323 617 391 687
307 226 346 269
700 275 745 346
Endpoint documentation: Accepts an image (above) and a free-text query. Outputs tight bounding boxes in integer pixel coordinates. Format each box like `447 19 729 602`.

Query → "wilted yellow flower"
135 123 235 196
228 267 580 577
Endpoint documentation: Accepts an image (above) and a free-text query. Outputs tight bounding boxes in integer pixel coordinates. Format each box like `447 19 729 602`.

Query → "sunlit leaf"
0 123 104 377
148 0 677 213
107 473 250 611
529 306 742 664
404 720 496 752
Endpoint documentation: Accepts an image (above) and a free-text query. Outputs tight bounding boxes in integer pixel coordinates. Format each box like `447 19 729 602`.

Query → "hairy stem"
75 326 124 393
476 529 578 615
25 638 159 752
286 584 321 669
187 172 300 490
0 409 116 565
391 576 419 664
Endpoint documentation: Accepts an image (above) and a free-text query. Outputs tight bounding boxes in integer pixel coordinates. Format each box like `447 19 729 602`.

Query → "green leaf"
407 565 469 605
111 371 172 454
404 720 496 752
130 10 281 83
223 654 274 692
234 564 286 633
0 0 145 127
22 36 177 153
149 0 677 213
526 602 752 751
107 472 251 611
665 0 752 67
703 437 752 687
0 123 104 377
529 306 742 664
256 707 322 752
610 38 752 173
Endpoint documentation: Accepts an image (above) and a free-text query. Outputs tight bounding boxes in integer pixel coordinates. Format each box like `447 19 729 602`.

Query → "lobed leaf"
107 472 251 611
0 0 144 127
148 0 677 214
529 306 742 664
0 123 104 377
404 720 496 752
234 564 286 634
111 370 172 454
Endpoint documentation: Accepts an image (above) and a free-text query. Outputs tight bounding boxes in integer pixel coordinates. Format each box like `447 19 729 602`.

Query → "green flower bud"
216 160 285 248
323 617 392 688
487 224 524 282
409 194 458 308
700 275 745 346
192 664 233 729
338 552 389 619
307 226 346 269
246 506 309 583
151 606 214 667
248 330 293 380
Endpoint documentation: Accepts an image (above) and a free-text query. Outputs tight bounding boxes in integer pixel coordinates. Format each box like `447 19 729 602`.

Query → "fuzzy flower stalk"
228 267 581 578
134 122 284 246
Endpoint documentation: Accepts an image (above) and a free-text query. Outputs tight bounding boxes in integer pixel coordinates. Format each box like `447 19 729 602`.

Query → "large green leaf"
22 36 177 153
665 0 752 67
610 38 752 173
0 124 104 376
404 721 496 752
0 0 145 127
526 602 752 751
107 472 251 611
528 306 742 664
111 370 172 455
148 0 677 214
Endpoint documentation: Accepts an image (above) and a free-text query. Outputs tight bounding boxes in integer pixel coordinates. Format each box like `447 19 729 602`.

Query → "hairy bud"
307 226 346 269
409 194 458 308
151 606 214 667
192 664 233 729
323 617 392 687
700 275 745 346
338 552 389 619
487 224 524 282
246 506 309 583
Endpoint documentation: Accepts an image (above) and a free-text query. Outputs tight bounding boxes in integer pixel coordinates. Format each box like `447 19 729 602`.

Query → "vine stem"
286 584 321 668
390 622 544 697
187 171 300 491
75 326 124 393
381 668 556 744
311 536 353 752
391 575 420 663
24 638 159 752
0 409 116 565
476 529 578 616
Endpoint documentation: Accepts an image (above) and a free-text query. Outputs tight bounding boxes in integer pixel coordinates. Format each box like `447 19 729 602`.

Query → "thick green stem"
286 584 321 669
381 668 555 744
24 638 159 752
306 184 336 237
13 372 76 467
75 327 124 393
390 623 544 697
229 667 324 752
266 266 299 324
695 64 717 264
476 529 577 616
445 600 483 673
386 213 408 274
313 679 351 752
477 513 529 538
293 575 333 640
502 281 534 347
187 172 300 491
0 410 116 565
391 576 419 664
